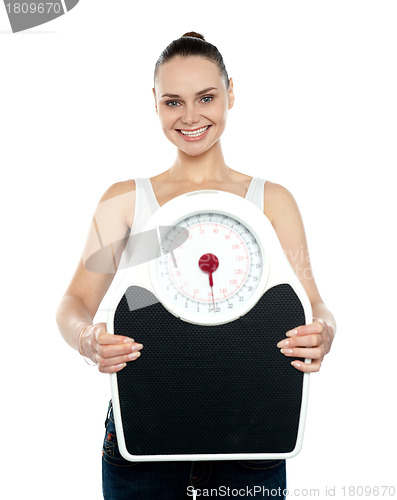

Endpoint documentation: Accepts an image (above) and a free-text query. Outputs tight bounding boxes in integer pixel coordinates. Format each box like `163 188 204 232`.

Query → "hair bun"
181 31 206 41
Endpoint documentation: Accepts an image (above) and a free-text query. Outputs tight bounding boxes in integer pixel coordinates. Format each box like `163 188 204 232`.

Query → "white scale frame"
107 189 312 462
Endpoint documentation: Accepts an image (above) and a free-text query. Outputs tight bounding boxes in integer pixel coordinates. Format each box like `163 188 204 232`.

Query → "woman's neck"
168 140 233 184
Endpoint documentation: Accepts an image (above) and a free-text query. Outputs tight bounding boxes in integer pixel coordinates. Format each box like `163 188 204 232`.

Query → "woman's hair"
154 31 230 91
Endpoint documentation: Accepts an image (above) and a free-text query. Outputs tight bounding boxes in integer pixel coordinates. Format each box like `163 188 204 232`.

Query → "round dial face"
150 212 266 325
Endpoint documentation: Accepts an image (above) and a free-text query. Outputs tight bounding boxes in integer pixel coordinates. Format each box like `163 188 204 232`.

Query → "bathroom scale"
107 189 312 462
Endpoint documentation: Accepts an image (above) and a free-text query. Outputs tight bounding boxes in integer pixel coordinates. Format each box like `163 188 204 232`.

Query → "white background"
1 1 396 498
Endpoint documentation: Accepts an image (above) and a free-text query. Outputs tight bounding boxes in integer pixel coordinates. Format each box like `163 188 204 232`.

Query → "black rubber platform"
113 283 306 456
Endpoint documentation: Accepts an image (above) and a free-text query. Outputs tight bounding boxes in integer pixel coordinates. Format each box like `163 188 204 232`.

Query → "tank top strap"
245 177 266 212
130 178 159 233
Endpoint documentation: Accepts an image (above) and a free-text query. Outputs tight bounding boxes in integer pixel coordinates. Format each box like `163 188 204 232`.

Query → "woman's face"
153 56 234 157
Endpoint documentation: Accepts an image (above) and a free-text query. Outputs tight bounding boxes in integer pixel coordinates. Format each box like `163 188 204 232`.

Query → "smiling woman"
55 30 336 500
152 38 234 157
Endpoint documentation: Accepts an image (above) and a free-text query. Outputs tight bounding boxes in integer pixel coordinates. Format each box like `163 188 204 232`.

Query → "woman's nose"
181 104 200 125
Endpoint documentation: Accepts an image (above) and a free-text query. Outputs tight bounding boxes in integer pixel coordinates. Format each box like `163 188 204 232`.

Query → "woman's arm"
55 180 144 373
264 181 336 372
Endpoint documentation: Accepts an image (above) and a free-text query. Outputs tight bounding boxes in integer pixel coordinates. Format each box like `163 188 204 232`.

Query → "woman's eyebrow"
161 87 218 98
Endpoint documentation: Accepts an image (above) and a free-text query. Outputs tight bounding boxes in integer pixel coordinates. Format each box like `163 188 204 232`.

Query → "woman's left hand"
277 319 334 372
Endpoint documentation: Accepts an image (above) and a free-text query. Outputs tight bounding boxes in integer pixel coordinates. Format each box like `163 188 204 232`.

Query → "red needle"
198 253 219 311
210 287 216 312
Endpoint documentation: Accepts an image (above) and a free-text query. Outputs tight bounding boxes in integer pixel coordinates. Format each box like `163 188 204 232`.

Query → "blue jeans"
102 401 286 499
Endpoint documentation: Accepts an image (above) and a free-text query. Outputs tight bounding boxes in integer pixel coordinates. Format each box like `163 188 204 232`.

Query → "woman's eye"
165 96 213 107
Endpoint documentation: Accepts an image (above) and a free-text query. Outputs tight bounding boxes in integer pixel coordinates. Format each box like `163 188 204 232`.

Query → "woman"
56 31 336 499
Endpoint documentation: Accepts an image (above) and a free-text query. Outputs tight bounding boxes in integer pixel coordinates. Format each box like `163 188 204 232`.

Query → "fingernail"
128 351 141 360
286 329 298 337
117 363 127 369
277 339 289 348
131 343 143 352
124 338 135 343
291 361 301 369
280 348 293 354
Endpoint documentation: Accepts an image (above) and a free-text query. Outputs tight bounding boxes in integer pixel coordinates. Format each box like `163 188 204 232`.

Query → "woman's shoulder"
98 179 136 203
263 180 300 225
264 180 294 200
96 179 137 229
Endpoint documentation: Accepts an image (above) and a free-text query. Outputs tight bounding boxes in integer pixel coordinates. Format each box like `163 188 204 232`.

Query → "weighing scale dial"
150 211 268 325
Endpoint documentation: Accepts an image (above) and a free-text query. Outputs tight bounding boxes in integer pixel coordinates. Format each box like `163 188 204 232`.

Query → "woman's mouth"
176 125 211 141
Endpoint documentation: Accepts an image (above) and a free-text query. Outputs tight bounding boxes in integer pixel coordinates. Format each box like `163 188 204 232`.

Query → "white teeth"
180 126 209 137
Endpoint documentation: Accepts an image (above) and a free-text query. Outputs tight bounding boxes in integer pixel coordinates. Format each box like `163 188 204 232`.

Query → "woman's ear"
228 78 235 109
152 88 158 114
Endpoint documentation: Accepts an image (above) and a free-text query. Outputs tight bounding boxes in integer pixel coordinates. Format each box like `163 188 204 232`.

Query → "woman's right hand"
81 322 143 373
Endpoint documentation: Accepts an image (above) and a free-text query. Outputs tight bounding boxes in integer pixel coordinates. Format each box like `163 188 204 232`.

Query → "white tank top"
96 176 267 321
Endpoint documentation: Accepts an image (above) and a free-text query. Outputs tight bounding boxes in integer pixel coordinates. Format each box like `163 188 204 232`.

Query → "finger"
286 322 323 337
97 342 143 359
96 330 135 345
97 350 142 368
291 359 321 373
280 347 324 360
313 318 327 329
98 362 128 374
278 334 322 349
